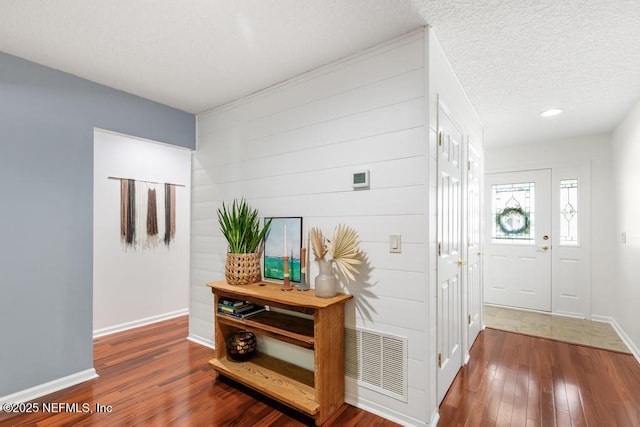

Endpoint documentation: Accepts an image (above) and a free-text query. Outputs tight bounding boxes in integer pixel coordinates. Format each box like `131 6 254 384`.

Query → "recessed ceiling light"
540 108 564 117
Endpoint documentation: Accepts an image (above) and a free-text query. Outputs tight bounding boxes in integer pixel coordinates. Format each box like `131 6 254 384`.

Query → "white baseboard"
430 409 440 426
344 391 427 426
591 314 612 323
93 308 188 338
187 334 215 349
0 369 98 405
592 315 640 364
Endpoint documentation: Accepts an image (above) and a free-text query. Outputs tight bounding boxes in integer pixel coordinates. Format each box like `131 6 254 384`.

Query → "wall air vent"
344 326 408 402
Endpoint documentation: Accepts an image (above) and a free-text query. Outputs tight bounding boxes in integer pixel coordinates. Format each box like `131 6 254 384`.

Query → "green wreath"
496 207 530 235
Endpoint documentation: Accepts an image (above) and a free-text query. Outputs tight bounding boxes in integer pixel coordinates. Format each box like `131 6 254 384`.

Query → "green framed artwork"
263 217 302 282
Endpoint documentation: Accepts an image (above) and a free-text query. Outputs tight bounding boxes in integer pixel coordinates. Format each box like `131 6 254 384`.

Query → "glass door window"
491 182 535 244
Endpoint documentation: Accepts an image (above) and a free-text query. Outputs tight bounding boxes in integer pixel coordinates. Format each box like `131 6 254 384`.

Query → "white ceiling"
1 0 639 146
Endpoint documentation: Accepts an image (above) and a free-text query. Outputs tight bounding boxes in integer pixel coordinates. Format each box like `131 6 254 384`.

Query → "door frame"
484 161 592 318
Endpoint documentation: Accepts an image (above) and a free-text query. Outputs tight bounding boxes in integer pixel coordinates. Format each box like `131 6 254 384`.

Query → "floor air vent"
344 326 408 402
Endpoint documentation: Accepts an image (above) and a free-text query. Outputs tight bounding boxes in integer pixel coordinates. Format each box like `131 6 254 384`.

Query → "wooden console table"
207 280 352 425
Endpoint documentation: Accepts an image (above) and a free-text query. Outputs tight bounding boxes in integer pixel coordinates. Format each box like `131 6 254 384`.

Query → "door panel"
466 140 482 351
484 170 552 311
436 103 463 404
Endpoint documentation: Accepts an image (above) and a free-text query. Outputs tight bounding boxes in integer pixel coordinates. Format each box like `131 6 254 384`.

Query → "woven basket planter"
225 252 261 285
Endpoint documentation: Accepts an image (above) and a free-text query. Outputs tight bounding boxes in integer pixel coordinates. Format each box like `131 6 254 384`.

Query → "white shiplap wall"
191 29 431 425
190 28 482 426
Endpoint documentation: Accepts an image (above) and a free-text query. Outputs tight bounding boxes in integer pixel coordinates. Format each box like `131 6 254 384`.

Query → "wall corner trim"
430 409 440 426
591 315 640 365
93 309 188 338
0 369 98 405
187 334 215 350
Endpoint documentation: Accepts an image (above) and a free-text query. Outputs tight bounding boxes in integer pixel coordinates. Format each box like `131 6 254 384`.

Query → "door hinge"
468 314 472 325
468 160 472 171
438 242 442 256
438 131 443 147
438 353 442 368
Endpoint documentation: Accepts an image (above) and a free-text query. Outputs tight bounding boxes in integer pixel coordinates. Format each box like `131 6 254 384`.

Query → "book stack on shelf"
217 297 267 319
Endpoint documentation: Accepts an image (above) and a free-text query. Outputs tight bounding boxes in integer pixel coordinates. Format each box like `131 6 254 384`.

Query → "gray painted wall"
0 52 195 396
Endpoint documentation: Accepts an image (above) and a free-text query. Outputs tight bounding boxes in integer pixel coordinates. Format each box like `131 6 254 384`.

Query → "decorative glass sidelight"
560 179 579 245
492 182 535 244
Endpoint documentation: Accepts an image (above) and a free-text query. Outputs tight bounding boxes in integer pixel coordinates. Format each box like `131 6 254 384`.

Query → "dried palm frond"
326 224 362 282
310 227 327 261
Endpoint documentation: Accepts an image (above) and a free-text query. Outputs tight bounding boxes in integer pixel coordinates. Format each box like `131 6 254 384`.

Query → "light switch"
390 234 401 253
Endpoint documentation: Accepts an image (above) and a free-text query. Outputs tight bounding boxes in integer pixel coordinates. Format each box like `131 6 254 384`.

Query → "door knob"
541 245 550 251
457 259 467 266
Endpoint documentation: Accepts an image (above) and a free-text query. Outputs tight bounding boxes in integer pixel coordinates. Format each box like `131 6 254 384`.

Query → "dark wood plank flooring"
439 328 640 426
0 316 398 426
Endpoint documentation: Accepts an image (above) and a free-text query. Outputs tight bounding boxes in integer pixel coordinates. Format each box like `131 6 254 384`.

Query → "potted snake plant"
217 198 271 285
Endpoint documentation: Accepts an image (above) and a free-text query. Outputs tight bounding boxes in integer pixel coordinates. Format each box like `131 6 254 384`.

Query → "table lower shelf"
209 353 319 416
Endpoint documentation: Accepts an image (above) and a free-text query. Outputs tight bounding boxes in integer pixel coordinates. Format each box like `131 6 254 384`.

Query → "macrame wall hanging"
113 177 181 249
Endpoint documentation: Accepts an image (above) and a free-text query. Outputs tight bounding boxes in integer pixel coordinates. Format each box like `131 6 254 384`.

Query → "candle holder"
281 256 293 291
226 331 257 362
297 247 309 291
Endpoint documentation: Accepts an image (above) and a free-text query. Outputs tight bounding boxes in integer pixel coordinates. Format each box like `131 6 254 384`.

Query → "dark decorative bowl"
226 331 257 362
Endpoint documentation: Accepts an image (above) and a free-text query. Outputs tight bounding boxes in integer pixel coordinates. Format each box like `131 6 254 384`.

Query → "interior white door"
436 104 463 404
484 169 552 311
466 140 482 351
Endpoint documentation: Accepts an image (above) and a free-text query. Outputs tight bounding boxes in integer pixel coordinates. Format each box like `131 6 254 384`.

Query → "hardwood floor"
0 316 398 426
439 328 640 426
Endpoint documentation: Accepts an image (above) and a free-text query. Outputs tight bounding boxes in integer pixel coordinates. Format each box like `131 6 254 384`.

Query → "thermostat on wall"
352 170 370 189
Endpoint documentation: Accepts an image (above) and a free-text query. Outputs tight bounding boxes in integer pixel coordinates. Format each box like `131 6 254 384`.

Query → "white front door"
466 140 482 351
484 169 552 311
436 103 463 404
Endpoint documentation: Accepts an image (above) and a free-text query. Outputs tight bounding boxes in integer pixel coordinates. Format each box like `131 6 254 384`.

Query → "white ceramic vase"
314 259 337 298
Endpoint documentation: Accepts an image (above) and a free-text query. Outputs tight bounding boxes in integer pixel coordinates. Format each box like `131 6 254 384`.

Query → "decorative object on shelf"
113 176 184 250
217 297 266 318
281 223 293 291
263 217 302 283
226 331 257 362
310 225 363 298
314 259 337 297
224 252 262 286
218 198 272 285
297 247 309 291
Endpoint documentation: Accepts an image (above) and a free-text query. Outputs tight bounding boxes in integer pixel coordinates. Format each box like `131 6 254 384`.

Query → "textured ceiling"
1 0 639 146
419 0 640 146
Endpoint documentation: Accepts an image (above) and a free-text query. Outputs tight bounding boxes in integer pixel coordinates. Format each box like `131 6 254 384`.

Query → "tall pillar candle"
281 224 292 291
